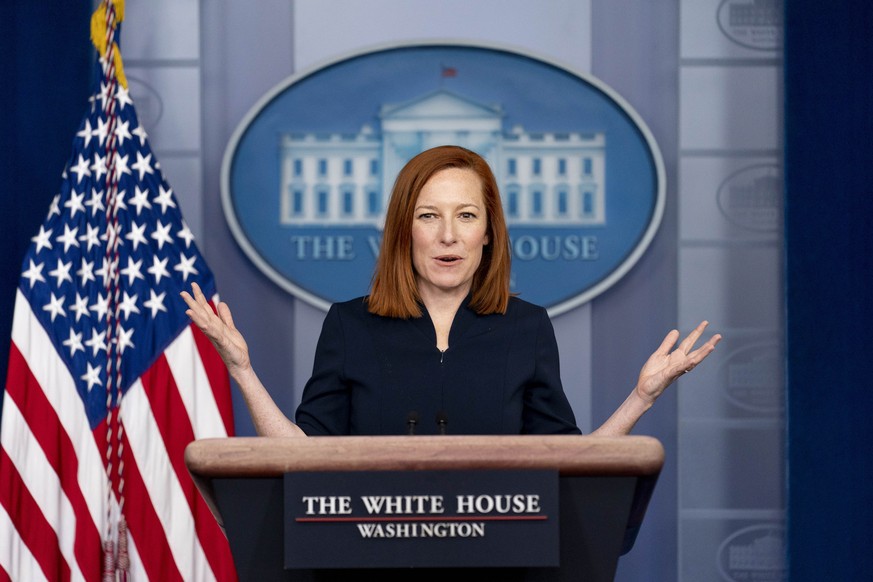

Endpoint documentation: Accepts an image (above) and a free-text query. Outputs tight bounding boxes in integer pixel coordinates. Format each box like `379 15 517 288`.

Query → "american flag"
0 3 236 581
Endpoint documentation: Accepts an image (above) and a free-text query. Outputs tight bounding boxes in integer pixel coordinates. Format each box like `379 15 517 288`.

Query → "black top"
295 296 581 436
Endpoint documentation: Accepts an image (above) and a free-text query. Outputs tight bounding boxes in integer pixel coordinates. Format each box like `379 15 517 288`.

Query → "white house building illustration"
279 89 606 227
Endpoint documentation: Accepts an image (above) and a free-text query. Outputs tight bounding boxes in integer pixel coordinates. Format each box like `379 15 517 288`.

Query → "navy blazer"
295 296 581 436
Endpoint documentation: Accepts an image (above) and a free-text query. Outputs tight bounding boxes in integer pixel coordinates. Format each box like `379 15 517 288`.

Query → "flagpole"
92 1 130 580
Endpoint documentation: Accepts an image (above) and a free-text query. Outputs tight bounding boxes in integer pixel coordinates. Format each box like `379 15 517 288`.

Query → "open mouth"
436 256 461 263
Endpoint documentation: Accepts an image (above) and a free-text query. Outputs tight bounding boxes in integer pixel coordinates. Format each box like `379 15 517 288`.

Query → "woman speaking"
181 145 720 437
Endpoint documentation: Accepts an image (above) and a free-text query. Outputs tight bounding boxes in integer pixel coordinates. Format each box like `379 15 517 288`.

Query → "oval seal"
222 42 664 314
717 164 782 233
716 0 783 52
717 524 785 582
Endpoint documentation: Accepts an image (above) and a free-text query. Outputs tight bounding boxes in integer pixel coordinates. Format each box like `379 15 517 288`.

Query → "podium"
185 435 663 581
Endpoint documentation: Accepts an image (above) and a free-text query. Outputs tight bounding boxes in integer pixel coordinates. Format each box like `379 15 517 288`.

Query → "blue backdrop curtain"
0 3 92 415
785 2 873 580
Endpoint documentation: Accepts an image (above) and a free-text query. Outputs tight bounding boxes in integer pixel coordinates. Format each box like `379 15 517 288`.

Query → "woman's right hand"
181 282 251 374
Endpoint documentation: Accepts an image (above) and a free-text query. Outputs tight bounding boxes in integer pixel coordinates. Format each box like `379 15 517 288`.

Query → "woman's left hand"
636 321 722 404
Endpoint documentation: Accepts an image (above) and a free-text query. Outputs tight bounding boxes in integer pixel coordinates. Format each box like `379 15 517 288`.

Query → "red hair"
367 146 511 318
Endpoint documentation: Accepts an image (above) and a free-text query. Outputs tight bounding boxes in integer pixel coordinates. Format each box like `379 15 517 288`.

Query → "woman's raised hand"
180 282 251 374
635 321 722 404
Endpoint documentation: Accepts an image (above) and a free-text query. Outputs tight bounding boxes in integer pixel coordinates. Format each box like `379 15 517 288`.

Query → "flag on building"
0 1 237 580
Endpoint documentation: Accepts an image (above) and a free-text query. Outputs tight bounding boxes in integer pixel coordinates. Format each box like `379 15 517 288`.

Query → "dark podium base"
214 475 638 582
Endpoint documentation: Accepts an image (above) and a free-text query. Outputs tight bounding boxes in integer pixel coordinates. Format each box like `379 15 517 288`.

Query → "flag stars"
84 329 107 357
132 124 148 146
90 293 109 320
64 190 86 219
77 258 96 286
31 225 53 254
95 260 113 287
80 362 103 391
174 253 199 281
114 119 132 146
120 257 145 286
56 224 80 253
94 116 109 146
177 222 195 248
144 289 168 318
153 185 176 214
76 119 94 148
148 255 170 285
111 189 129 212
79 223 101 252
130 186 152 215
69 154 91 184
114 153 131 181
96 80 111 111
118 292 140 320
115 326 135 354
115 85 134 110
71 292 90 322
85 188 105 216
42 293 67 322
21 259 46 288
131 151 154 181
125 221 148 252
62 328 85 357
47 194 61 219
48 258 73 287
19 47 226 431
151 220 173 250
91 153 108 182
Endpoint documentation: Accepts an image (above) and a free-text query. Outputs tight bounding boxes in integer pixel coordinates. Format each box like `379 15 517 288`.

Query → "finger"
218 302 237 330
180 292 207 321
181 289 212 320
180 290 196 309
678 320 709 354
684 333 722 366
191 281 209 305
655 329 681 356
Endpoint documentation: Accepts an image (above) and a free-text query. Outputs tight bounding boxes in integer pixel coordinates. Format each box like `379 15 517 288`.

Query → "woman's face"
411 167 489 304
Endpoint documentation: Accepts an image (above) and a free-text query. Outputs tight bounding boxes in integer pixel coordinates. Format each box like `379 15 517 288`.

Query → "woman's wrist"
230 362 258 388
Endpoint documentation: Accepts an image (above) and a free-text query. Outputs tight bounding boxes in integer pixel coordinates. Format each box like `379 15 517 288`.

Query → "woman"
182 146 720 437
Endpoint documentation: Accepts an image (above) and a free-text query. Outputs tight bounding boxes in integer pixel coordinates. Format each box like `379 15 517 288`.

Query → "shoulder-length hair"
367 145 511 318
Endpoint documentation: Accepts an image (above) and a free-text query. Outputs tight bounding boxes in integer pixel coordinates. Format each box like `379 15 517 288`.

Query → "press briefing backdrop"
0 1 811 581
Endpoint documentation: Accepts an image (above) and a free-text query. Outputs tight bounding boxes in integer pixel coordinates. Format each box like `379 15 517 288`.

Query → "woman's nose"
439 219 456 244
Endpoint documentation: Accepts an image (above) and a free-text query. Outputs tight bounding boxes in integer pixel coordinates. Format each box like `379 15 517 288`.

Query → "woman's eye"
460 212 477 219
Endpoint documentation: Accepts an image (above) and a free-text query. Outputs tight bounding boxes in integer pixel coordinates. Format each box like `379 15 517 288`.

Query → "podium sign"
284 470 559 569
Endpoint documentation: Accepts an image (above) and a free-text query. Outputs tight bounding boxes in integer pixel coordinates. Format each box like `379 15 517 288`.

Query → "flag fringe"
90 0 128 89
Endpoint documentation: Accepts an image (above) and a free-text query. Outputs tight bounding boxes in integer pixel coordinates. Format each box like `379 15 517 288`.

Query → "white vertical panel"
680 66 781 151
678 1 785 580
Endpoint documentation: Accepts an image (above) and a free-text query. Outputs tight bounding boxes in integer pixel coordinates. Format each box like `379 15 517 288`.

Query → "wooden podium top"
185 435 664 478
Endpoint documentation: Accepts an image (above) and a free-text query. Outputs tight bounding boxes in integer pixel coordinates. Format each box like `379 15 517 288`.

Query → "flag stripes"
2 346 102 581
1 291 235 580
